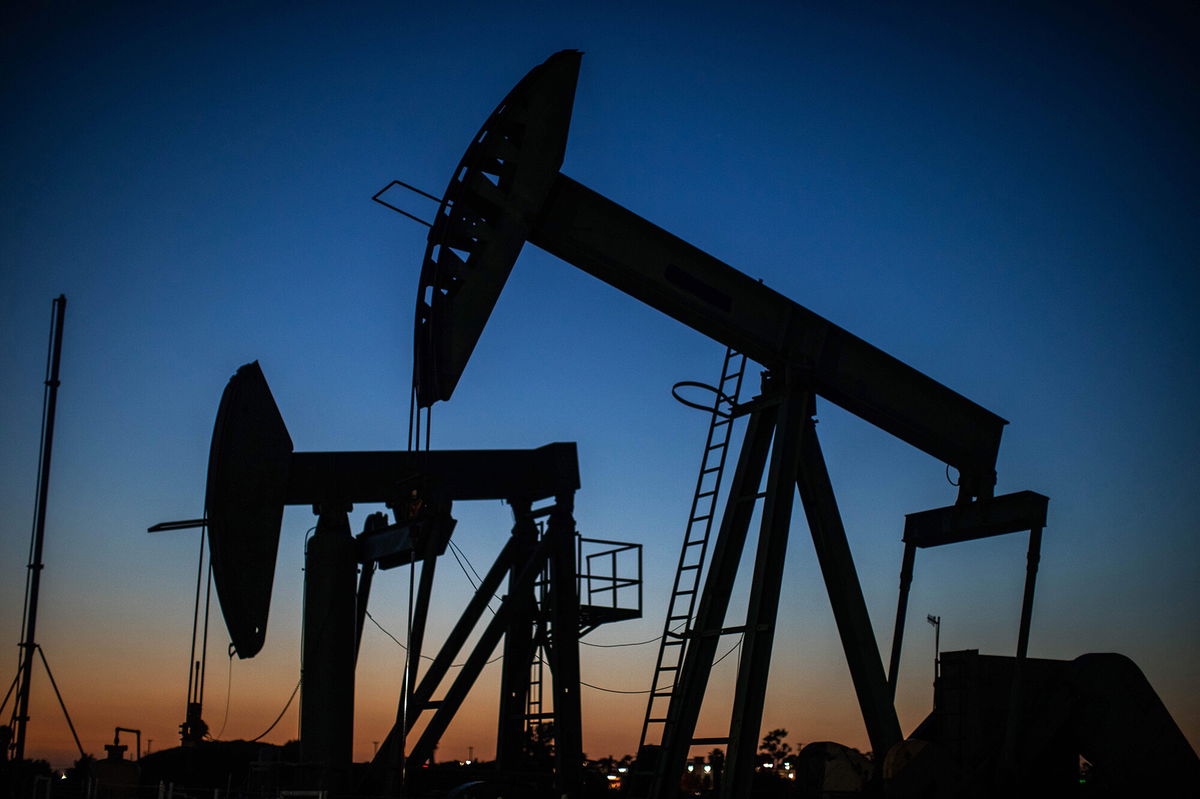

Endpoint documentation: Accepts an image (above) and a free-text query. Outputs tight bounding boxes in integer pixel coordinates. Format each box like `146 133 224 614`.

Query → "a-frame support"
650 373 901 799
369 493 584 798
495 496 584 789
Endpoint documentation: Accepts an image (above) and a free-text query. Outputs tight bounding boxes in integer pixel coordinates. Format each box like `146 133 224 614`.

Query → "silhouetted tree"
522 722 556 770
708 748 725 788
67 753 95 782
759 728 793 769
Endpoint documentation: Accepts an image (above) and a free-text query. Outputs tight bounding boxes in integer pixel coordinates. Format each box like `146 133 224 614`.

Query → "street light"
926 614 941 695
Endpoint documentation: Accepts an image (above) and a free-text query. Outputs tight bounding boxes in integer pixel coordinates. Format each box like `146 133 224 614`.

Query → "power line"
580 622 686 649
448 539 486 586
580 680 652 695
370 545 716 694
365 610 502 667
247 678 301 743
578 637 743 696
445 541 500 616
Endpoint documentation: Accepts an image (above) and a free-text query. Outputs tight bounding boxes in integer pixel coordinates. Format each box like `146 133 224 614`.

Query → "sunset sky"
2 0 1197 770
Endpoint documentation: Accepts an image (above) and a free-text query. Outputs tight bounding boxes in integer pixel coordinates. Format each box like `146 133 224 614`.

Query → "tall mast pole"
14 294 67 761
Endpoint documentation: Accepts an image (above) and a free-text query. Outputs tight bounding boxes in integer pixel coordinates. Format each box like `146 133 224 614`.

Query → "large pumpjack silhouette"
195 361 640 795
404 50 1198 797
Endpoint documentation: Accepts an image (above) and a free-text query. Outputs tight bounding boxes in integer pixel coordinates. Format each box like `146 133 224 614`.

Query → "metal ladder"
639 347 747 750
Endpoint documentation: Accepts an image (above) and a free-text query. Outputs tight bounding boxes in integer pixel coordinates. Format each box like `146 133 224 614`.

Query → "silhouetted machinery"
185 361 642 795
405 50 1198 796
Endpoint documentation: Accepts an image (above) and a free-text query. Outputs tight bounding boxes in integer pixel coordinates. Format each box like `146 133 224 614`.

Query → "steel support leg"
497 500 540 771
887 541 917 695
548 493 584 795
1015 525 1042 662
650 402 777 799
1002 524 1044 781
795 419 903 758
407 547 439 697
300 504 357 790
721 385 810 799
354 561 377 665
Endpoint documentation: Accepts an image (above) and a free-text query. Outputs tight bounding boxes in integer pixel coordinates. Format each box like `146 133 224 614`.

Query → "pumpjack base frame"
646 372 902 799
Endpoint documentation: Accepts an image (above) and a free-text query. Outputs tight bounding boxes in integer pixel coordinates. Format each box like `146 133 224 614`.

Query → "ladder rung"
679 566 699 573
647 717 669 723
696 489 717 498
690 514 711 523
701 466 721 475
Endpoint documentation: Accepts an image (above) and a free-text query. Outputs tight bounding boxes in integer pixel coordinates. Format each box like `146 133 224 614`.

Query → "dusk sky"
2 0 1197 770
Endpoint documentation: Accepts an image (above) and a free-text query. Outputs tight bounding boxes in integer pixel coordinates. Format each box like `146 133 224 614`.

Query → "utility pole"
14 295 67 761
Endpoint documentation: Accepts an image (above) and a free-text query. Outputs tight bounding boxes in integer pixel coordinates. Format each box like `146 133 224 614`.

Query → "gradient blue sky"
2 0 1197 768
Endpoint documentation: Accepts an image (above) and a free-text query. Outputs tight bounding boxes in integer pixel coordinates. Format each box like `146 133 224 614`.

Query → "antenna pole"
14 294 67 762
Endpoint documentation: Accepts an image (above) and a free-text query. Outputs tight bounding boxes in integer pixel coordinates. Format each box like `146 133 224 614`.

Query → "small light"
703 764 711 773
617 767 627 773
687 764 694 772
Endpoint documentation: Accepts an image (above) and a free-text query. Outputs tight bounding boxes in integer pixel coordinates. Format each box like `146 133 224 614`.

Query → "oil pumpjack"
167 360 641 796
403 50 1198 796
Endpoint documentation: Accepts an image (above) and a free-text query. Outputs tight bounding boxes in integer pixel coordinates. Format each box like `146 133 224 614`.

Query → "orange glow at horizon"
14 605 1200 772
